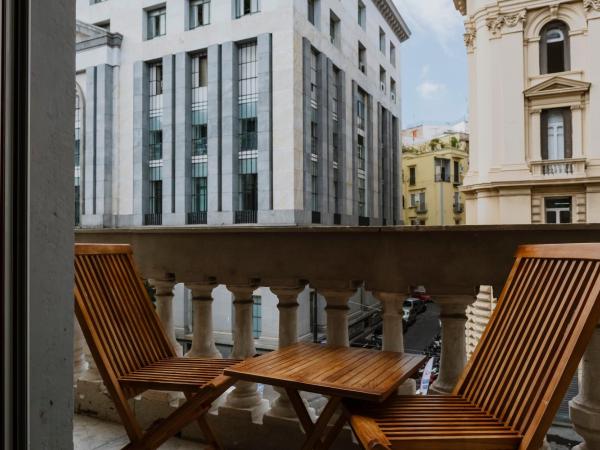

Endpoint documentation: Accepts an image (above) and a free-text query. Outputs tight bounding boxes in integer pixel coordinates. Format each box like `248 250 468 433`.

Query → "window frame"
540 20 571 75
236 0 260 19
541 107 572 161
146 6 166 40
189 0 210 29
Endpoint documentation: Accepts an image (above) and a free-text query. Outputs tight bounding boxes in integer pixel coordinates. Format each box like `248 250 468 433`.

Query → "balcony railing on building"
144 213 162 226
235 209 258 224
530 158 586 177
453 202 464 214
187 211 207 225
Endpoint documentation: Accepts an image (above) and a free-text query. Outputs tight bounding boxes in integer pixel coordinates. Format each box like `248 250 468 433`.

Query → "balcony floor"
74 413 581 450
74 414 211 450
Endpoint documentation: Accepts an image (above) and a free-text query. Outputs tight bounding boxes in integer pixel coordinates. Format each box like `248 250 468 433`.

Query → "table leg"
300 396 342 450
285 388 315 435
316 406 348 450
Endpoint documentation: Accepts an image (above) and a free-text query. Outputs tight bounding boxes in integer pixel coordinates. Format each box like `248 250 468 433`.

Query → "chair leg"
184 392 224 450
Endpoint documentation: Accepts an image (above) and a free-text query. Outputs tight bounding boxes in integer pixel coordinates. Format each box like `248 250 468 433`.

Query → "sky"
393 0 468 128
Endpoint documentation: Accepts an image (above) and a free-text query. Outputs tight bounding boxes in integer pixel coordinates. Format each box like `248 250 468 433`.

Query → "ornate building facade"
455 0 600 224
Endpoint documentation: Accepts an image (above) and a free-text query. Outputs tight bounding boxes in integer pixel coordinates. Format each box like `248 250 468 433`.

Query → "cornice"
454 0 467 16
373 0 411 42
486 10 527 37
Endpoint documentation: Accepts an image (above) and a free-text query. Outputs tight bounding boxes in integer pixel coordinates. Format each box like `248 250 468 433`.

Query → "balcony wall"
73 225 600 449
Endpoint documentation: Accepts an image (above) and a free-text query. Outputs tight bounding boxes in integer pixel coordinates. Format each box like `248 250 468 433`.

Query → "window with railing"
147 7 166 40
147 62 163 225
75 93 81 226
190 0 210 29
235 0 259 18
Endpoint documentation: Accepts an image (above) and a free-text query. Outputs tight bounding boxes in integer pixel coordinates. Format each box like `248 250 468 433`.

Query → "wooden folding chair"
74 244 240 450
346 243 600 450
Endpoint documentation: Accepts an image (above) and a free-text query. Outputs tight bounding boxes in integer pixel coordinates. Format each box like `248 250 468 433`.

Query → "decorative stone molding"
464 21 477 52
584 0 600 12
486 10 527 37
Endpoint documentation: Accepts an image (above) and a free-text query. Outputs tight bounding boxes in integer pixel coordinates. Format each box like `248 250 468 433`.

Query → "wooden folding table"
224 342 426 450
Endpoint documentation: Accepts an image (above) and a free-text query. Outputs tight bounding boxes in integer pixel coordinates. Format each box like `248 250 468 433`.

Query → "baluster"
221 286 269 421
186 283 222 358
429 295 473 395
321 289 353 347
73 318 88 385
149 277 183 356
570 325 600 450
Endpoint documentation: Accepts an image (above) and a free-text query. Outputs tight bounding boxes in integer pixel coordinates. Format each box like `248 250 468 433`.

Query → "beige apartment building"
454 0 600 224
401 125 469 225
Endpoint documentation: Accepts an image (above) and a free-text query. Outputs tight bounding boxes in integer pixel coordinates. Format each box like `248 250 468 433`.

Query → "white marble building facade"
455 0 600 224
75 0 408 349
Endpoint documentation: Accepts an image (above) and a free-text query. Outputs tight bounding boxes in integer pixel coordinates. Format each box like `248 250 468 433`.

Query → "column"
221 286 269 421
322 289 352 347
73 319 88 384
186 283 222 358
257 33 273 213
132 60 149 226
572 105 583 159
173 51 191 223
570 325 600 450
429 295 473 395
161 54 176 224
378 292 415 395
149 278 183 356
530 109 542 162
265 288 304 421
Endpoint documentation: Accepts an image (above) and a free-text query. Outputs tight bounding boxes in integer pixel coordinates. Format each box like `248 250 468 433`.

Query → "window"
190 53 208 221
308 0 317 25
410 192 426 210
379 28 386 54
358 177 366 217
409 166 416 186
390 78 396 102
358 42 366 73
310 49 320 212
75 94 82 226
545 197 572 224
330 10 340 47
147 62 163 222
390 42 396 66
453 160 461 184
236 0 259 18
435 158 451 182
147 7 166 40
238 42 258 215
379 66 386 93
356 91 365 131
190 0 210 28
252 295 262 338
332 67 341 214
540 21 570 74
541 108 572 160
92 0 107 3
357 0 366 29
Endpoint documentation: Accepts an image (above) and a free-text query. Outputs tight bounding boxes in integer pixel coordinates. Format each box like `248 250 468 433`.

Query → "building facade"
401 125 469 225
75 0 408 228
75 0 408 350
454 0 600 224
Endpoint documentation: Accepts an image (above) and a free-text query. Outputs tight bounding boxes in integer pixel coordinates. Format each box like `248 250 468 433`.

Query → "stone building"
75 0 410 350
401 124 469 225
454 0 600 224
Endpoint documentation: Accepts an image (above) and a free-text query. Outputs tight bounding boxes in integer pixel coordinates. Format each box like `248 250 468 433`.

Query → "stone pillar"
572 105 583 159
465 285 496 360
322 289 352 347
570 325 600 450
429 295 473 395
186 283 222 358
150 278 183 356
73 318 88 385
530 109 542 162
221 286 269 421
265 288 304 421
378 292 415 395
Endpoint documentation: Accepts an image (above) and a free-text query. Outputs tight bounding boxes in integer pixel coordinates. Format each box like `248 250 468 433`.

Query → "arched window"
540 21 570 74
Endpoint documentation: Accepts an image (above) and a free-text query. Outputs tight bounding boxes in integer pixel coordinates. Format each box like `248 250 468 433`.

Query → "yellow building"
402 131 469 226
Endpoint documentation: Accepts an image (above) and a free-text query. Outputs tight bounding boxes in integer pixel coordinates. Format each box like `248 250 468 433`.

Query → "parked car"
403 305 417 327
404 297 426 315
412 285 433 303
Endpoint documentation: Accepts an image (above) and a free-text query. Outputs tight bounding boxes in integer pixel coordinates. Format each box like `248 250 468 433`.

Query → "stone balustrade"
73 225 600 448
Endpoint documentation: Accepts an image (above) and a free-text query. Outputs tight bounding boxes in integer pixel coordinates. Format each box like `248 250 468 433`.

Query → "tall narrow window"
190 0 210 29
74 93 82 226
146 62 163 225
379 66 386 93
453 160 461 184
379 28 386 54
541 108 572 160
390 78 396 102
358 42 366 74
356 88 367 218
390 42 396 67
236 0 259 18
236 42 258 224
189 53 208 224
435 158 451 182
252 295 262 338
308 0 316 25
357 0 366 29
332 67 341 217
329 10 340 47
310 49 320 215
147 7 166 40
540 21 570 74
409 166 416 186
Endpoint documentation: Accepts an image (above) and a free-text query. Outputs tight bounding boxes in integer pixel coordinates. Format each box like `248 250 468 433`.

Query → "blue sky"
393 0 468 128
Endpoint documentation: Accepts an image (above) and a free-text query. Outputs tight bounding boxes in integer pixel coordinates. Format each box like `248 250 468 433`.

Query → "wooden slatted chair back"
455 244 600 450
74 244 175 384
